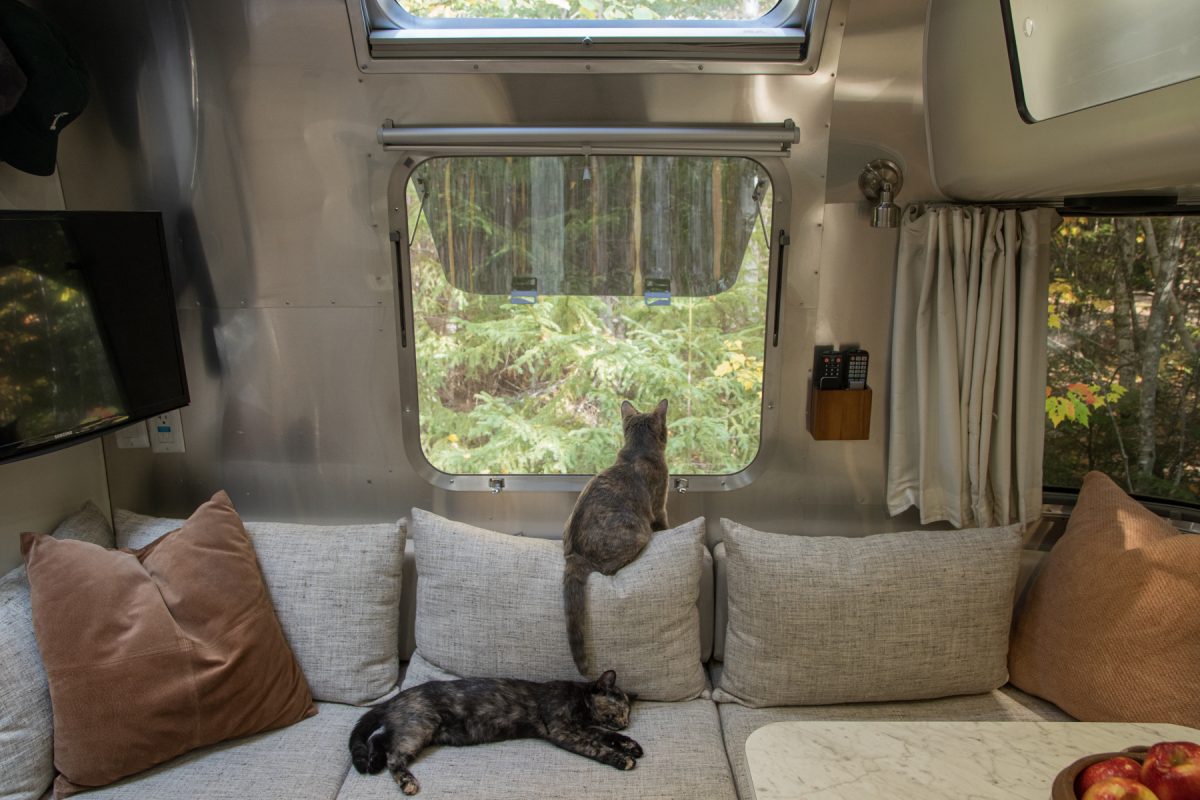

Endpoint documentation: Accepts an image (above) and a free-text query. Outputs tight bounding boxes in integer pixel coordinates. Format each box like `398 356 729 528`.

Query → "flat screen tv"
0 210 189 464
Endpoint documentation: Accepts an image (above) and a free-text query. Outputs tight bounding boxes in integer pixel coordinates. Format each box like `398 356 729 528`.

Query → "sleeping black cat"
348 670 641 795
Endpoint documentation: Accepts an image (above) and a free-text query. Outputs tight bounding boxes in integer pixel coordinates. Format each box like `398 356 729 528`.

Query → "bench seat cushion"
36 702 361 800
717 684 1072 800
334 653 736 800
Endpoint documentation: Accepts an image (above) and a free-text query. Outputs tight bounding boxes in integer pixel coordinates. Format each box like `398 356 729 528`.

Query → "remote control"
845 349 869 389
814 350 846 389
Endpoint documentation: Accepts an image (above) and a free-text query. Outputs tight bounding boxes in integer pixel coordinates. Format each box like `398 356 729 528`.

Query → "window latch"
489 477 506 494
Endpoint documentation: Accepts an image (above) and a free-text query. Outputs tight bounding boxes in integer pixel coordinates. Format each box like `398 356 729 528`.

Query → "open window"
1002 0 1200 122
1045 213 1200 510
348 0 830 70
390 151 787 488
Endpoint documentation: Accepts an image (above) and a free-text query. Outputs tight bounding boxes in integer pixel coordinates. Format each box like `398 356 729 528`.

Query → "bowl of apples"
1052 741 1200 800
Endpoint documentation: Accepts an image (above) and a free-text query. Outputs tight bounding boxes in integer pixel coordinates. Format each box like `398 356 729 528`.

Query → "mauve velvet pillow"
21 490 316 798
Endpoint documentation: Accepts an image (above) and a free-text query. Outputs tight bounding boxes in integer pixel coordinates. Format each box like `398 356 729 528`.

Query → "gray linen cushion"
59 702 361 800
713 520 1022 708
410 508 708 702
1 502 113 800
340 651 736 800
114 508 405 706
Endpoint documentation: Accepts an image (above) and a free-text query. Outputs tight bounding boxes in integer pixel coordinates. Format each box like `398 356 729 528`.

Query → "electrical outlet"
115 420 150 449
149 410 186 453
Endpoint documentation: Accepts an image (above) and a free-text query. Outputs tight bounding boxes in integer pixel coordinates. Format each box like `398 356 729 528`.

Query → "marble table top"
745 720 1200 799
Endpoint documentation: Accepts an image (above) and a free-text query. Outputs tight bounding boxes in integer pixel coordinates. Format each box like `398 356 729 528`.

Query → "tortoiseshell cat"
563 399 669 675
348 670 640 795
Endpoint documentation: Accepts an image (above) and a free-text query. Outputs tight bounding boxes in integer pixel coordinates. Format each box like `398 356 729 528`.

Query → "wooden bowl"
1051 747 1149 799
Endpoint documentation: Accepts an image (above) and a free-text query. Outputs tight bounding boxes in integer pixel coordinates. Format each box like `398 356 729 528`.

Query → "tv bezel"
0 209 190 466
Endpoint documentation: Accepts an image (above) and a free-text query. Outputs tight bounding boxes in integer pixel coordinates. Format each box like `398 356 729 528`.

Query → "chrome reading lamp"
858 159 904 228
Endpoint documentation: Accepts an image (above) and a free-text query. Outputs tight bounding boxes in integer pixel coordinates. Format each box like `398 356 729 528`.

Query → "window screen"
405 154 774 476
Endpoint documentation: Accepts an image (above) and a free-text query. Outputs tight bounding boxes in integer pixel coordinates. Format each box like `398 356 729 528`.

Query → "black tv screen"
0 210 189 464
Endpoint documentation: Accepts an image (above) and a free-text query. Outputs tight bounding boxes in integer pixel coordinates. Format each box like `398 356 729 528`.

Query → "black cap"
0 35 27 115
0 0 87 177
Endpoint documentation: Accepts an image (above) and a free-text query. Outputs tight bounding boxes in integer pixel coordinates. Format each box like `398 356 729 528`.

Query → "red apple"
1081 777 1160 800
1079 757 1145 795
1140 742 1200 800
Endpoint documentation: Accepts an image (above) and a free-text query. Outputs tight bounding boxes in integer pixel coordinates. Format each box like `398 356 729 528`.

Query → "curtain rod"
377 120 799 156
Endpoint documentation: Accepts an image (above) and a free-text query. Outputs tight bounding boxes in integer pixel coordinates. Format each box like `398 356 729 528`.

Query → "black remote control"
845 349 869 389
814 350 846 389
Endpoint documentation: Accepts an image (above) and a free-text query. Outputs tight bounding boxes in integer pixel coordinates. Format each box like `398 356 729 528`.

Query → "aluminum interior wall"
35 0 938 540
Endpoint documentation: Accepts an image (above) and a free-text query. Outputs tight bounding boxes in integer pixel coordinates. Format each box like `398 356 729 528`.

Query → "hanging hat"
0 0 88 176
0 35 26 116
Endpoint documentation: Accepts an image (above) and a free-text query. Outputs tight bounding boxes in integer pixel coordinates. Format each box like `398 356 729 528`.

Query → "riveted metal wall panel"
30 0 943 538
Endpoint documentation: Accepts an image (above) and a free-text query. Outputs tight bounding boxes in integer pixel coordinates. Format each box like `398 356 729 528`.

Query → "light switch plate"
115 420 150 449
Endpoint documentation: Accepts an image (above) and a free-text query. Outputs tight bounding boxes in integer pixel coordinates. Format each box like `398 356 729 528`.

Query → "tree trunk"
1135 217 1185 482
1113 219 1139 388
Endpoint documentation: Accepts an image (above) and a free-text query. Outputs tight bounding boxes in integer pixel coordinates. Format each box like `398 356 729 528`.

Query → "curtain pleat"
887 205 1049 528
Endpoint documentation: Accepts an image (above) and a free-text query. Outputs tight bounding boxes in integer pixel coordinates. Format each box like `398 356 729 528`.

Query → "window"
401 154 777 478
1045 214 1200 506
402 0 779 22
350 0 827 68
1002 0 1200 122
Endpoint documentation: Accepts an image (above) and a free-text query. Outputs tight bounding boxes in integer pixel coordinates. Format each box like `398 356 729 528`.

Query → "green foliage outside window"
408 155 772 476
1045 215 1200 504
400 0 775 22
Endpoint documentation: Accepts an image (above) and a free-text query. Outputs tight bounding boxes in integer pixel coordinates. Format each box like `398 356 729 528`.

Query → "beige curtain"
887 206 1050 528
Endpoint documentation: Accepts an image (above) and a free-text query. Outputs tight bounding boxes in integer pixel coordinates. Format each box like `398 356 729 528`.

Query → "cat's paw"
392 770 420 795
617 756 636 771
605 732 643 758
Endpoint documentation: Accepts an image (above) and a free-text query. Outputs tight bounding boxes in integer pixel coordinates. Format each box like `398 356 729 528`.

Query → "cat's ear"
596 670 617 690
654 399 668 419
620 401 638 420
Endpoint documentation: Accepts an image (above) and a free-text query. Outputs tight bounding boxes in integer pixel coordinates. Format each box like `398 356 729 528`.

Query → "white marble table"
745 720 1200 799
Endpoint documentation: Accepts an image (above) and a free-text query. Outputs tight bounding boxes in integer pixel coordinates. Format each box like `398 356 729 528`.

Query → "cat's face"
587 670 633 731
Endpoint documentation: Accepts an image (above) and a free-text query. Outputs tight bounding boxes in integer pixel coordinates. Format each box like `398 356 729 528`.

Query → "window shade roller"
376 121 800 157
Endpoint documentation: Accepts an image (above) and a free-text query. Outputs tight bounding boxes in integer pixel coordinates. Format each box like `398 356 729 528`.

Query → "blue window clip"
510 276 538 305
644 277 671 307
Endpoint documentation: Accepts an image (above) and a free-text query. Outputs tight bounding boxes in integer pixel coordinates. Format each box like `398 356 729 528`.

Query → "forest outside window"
404 154 774 478
355 0 822 65
1045 214 1200 506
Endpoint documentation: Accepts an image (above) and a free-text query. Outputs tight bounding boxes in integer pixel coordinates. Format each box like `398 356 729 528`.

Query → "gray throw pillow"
713 520 1022 708
410 508 708 702
114 507 406 706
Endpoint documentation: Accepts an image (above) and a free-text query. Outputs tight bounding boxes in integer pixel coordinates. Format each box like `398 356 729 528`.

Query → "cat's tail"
348 706 389 774
563 553 593 675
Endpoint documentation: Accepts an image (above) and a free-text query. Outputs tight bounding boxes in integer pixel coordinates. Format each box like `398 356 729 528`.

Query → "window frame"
1000 0 1200 123
386 149 792 493
345 0 831 74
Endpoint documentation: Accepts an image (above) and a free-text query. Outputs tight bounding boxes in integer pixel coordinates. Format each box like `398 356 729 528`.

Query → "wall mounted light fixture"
858 159 904 228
